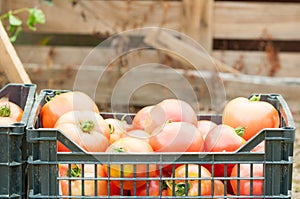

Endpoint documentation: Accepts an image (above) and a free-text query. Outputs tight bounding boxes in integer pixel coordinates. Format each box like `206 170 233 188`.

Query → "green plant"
0 7 45 42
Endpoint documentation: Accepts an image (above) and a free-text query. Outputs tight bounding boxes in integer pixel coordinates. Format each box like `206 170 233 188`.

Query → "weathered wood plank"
3 1 300 40
213 50 300 77
214 2 300 40
23 63 300 118
182 0 214 52
0 21 31 83
3 0 182 35
15 46 300 78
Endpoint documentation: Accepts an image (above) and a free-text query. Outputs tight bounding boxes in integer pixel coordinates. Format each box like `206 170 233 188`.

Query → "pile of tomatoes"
40 91 280 197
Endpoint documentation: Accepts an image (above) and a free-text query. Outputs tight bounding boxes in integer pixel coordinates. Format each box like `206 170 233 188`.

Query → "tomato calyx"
69 164 81 178
235 126 246 137
249 95 261 102
45 91 62 102
0 104 11 117
113 147 126 153
166 180 190 196
80 120 95 133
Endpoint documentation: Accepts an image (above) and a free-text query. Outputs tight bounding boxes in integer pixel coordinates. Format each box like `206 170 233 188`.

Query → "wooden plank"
214 2 300 40
23 63 300 117
143 29 240 73
182 0 214 52
0 21 31 83
213 50 300 77
3 0 182 34
3 1 300 41
15 46 300 78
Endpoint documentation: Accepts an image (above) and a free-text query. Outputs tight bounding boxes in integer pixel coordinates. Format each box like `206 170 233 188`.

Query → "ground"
293 122 300 198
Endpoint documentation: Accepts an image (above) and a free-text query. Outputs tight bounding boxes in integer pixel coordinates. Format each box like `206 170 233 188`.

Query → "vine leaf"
27 8 46 31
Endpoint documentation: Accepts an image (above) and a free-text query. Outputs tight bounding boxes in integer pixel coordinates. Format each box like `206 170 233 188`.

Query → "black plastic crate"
26 89 295 198
0 83 36 199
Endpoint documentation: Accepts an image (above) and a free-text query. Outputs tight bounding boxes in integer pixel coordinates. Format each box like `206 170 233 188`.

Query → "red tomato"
0 100 23 123
55 111 110 152
167 164 216 196
203 124 245 177
222 96 280 140
197 120 217 139
59 164 108 197
104 137 156 190
230 164 263 197
132 105 154 130
144 99 197 133
105 118 128 143
41 91 99 128
129 170 169 196
149 122 204 153
130 180 161 196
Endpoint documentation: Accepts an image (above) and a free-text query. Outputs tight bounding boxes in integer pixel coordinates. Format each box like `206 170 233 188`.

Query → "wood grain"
0 21 31 83
2 1 300 40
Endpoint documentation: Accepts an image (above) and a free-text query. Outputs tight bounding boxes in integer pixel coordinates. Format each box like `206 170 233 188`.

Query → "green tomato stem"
235 126 245 137
249 95 261 102
113 147 126 153
0 8 30 20
70 164 81 178
175 182 190 196
0 104 11 117
81 120 95 133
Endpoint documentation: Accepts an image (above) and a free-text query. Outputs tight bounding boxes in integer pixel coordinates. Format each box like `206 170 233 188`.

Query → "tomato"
105 118 128 143
0 100 23 123
104 137 156 190
130 180 161 196
106 180 132 196
41 91 99 128
166 164 220 196
251 141 265 153
123 129 150 140
144 99 198 133
55 110 110 152
230 164 263 198
132 105 154 130
203 124 245 177
204 124 245 152
0 117 18 125
197 120 217 139
149 122 204 152
129 170 169 196
222 96 280 140
59 164 108 197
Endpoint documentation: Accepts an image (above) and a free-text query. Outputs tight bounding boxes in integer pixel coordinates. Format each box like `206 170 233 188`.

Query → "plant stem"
0 7 30 20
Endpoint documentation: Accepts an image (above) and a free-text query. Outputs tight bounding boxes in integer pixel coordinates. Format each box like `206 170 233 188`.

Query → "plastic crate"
0 83 36 199
26 89 295 198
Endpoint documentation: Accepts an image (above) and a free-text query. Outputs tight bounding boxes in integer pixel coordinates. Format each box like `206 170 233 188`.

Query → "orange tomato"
0 100 23 124
104 137 156 190
41 91 99 128
59 164 108 197
167 164 225 197
222 96 280 140
55 110 110 152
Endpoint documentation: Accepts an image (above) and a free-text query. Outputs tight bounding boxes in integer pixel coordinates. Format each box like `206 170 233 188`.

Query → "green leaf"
9 26 22 43
27 8 46 30
8 14 22 26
